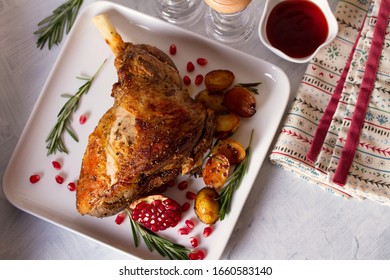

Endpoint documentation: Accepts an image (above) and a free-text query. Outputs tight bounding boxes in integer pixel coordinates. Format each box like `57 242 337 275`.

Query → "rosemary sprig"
126 210 190 260
34 0 84 49
218 129 254 221
237 82 261 94
45 59 107 155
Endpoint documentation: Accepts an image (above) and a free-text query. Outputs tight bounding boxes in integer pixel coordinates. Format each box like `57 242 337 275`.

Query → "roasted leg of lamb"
76 14 215 217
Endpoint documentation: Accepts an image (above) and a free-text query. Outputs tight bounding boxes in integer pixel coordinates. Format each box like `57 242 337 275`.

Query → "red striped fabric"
306 15 366 163
333 0 390 185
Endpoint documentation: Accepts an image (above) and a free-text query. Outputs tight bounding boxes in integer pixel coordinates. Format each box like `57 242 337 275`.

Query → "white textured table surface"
1 0 390 260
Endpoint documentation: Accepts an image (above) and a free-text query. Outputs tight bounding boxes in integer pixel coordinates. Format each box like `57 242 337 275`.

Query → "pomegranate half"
129 195 182 232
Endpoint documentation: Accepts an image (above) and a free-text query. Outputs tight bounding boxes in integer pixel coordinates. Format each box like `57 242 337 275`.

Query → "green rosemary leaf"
127 210 140 247
67 1 82 33
64 126 78 142
60 93 74 99
37 16 53 27
34 0 83 49
238 82 262 87
218 129 254 220
237 82 262 95
57 22 65 44
76 76 90 81
45 59 106 155
127 212 190 260
152 238 168 258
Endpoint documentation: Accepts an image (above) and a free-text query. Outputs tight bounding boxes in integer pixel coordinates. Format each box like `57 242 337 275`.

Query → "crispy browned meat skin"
76 43 215 217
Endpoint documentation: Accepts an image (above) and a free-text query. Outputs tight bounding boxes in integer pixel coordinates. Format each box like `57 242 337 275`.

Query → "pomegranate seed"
152 199 162 207
178 180 188 190
186 191 196 200
79 114 87 124
67 182 76 192
55 175 64 184
181 202 190 212
150 225 159 232
115 213 126 225
195 74 203 86
189 250 206 260
203 226 213 237
29 174 40 184
196 58 208 65
52 160 61 170
187 61 195 72
183 75 191 85
178 227 190 235
196 249 206 260
185 219 195 229
163 198 181 211
189 252 198 260
189 236 199 248
169 44 177 55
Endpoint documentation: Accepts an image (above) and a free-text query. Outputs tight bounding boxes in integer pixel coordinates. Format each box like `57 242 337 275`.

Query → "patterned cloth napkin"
270 0 390 205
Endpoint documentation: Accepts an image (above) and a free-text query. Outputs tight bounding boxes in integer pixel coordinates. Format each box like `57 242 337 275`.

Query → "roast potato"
214 113 240 139
223 86 256 117
195 89 227 114
194 187 220 224
204 70 235 92
212 138 246 165
202 154 230 189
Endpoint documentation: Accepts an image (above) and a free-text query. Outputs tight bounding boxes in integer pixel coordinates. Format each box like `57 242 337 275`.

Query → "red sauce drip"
266 0 329 58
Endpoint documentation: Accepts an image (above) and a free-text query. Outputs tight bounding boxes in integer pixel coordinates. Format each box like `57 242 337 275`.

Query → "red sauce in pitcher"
266 0 329 58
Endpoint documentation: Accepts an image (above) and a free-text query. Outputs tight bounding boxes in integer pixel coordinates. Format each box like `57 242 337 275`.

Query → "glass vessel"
152 0 205 25
204 0 255 45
